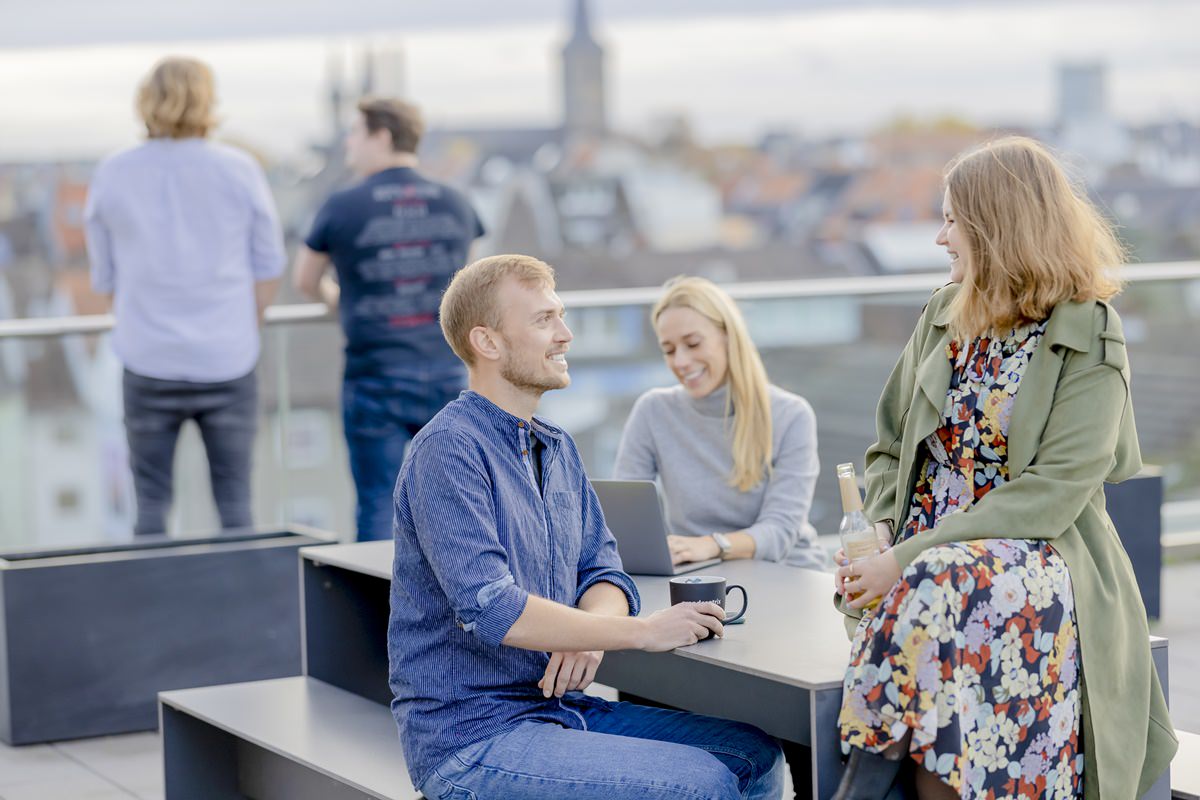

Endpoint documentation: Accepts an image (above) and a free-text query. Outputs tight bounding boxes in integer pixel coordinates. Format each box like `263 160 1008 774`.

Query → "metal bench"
160 676 418 800
1173 730 1200 799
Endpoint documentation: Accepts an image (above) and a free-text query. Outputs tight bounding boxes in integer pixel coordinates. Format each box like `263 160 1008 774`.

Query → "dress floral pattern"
839 320 1084 799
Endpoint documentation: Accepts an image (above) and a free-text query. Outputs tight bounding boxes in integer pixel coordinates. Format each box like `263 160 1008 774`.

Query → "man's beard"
498 348 568 394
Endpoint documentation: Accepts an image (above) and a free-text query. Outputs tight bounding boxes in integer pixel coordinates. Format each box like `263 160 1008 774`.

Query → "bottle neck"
838 475 864 514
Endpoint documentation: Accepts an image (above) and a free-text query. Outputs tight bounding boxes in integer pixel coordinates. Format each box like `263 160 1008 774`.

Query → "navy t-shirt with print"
305 167 485 381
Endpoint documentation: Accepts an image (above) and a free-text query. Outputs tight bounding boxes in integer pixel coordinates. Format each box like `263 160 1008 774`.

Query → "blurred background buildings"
1 0 1198 542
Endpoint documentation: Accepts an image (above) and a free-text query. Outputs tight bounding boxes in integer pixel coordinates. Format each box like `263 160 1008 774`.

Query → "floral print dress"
839 320 1083 799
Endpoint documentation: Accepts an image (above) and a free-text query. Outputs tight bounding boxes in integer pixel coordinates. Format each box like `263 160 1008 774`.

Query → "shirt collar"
460 390 565 440
368 166 418 182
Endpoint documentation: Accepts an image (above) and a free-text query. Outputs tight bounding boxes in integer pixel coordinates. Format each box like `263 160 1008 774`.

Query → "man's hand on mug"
667 534 720 565
638 601 725 651
538 651 603 698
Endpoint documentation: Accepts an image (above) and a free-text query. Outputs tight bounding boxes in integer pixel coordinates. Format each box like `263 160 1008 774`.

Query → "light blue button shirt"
84 138 285 382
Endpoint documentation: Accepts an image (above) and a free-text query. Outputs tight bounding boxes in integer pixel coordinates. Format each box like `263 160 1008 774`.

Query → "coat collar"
928 284 1095 353
909 289 1100 490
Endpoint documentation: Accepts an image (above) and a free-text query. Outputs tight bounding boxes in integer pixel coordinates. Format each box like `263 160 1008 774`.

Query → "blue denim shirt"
388 390 641 787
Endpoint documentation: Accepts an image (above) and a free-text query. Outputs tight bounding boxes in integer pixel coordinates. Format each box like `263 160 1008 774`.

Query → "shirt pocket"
547 490 583 575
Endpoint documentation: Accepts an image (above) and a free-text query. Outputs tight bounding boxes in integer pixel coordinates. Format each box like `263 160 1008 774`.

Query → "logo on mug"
667 575 748 637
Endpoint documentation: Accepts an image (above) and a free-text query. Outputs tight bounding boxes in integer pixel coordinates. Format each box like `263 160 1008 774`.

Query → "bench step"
1175 730 1200 799
160 676 417 800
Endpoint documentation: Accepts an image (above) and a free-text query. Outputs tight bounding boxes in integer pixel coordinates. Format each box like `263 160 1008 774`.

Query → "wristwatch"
711 532 733 560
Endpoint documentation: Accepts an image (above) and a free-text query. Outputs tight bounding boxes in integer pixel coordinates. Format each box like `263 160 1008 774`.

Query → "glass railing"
0 305 349 549
2 262 1198 549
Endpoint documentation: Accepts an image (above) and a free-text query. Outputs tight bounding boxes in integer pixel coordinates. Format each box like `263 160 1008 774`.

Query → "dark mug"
668 575 748 639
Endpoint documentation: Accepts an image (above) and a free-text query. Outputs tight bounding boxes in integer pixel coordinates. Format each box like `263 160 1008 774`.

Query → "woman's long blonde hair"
653 276 773 492
944 136 1125 339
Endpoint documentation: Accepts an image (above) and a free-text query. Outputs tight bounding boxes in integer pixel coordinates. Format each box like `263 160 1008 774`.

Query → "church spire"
570 0 594 43
561 0 606 137
326 47 346 140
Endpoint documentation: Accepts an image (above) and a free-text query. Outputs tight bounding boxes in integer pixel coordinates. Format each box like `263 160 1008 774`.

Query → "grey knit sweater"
612 384 827 569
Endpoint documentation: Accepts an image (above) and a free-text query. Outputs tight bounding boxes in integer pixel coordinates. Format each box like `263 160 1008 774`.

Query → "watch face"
713 533 732 554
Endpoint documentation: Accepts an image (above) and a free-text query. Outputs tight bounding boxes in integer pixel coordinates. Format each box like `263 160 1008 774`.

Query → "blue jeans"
419 695 784 800
342 373 463 541
123 367 257 535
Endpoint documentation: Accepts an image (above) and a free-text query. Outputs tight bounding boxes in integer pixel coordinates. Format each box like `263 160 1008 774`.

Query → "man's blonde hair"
944 136 1125 339
440 255 557 366
653 276 774 492
137 57 217 139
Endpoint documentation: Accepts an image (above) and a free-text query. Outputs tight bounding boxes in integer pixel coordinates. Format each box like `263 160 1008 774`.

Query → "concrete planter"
0 527 333 745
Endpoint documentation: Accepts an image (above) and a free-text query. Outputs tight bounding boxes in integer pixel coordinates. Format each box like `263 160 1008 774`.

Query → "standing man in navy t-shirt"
293 97 485 541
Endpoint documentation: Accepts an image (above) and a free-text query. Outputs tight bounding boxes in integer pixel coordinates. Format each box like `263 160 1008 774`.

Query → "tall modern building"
1058 62 1107 127
561 0 607 138
1055 61 1129 173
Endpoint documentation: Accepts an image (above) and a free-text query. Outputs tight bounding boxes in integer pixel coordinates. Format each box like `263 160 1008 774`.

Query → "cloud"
1 2 1196 162
0 0 1124 49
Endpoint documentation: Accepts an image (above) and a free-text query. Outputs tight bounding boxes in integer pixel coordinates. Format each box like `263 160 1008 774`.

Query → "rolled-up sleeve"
402 431 529 647
573 446 641 615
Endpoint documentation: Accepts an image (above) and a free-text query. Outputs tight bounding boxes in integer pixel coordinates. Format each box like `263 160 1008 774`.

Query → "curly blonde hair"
137 57 217 139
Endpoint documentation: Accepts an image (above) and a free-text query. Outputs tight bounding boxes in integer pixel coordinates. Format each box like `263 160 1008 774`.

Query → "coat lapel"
893 301 953 524
912 299 954 441
1005 300 1094 476
903 294 1095 484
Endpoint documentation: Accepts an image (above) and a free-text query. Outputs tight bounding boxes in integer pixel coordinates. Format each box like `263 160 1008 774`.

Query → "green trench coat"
836 283 1176 798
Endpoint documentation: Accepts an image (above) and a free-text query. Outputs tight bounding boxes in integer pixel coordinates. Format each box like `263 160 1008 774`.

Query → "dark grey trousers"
122 368 258 535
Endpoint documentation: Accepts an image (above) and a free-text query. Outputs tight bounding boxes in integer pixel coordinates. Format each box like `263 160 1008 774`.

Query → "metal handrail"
2 260 1197 340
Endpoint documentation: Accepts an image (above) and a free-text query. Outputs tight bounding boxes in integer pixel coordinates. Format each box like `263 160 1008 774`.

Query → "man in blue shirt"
389 254 784 800
294 97 485 541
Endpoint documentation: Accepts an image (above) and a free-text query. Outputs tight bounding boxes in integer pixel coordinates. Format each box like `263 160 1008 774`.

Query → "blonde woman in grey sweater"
614 276 826 571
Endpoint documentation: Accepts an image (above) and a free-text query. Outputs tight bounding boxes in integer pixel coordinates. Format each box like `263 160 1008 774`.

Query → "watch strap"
712 532 733 559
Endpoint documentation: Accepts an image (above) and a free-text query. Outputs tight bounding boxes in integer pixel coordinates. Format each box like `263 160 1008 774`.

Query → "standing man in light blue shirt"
83 57 286 535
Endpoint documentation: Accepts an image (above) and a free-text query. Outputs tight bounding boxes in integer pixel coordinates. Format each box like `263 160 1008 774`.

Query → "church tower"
561 0 607 138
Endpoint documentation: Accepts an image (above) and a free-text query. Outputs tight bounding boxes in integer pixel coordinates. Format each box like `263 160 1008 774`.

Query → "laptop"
591 479 722 576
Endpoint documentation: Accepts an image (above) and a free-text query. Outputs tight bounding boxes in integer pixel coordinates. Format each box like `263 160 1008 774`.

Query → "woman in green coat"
832 137 1175 799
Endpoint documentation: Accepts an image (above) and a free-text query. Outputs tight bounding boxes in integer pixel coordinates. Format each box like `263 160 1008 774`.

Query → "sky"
1 0 1197 163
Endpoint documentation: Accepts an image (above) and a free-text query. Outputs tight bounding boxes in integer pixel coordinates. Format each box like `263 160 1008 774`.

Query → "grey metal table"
298 543 1171 800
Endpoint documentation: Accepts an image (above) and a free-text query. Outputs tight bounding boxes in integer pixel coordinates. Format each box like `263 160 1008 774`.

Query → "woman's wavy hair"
137 57 217 139
944 136 1125 339
653 276 773 492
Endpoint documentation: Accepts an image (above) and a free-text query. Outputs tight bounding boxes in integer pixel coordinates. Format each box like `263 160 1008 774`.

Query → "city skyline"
1 1 1198 163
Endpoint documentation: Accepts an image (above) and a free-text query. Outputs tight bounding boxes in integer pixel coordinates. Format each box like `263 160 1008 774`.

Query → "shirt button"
518 421 525 428
522 449 529 456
